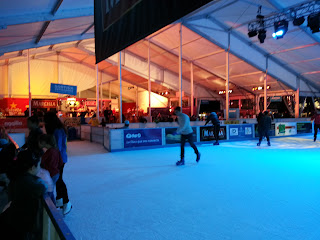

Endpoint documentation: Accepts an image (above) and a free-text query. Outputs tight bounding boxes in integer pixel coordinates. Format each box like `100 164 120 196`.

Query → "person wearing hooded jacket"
257 111 272 146
205 112 220 145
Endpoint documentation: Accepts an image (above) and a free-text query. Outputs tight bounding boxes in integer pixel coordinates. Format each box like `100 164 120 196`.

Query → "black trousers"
259 129 270 142
181 133 199 160
56 163 69 204
214 124 220 142
314 124 320 140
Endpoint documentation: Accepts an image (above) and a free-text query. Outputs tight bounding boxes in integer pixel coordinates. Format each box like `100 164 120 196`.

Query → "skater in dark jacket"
205 112 220 145
174 107 200 166
311 110 320 142
257 111 272 146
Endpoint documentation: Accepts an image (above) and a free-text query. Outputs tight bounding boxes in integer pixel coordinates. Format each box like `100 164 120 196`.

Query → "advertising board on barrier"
229 124 254 140
0 118 28 129
275 122 297 136
297 122 312 134
124 129 162 148
165 127 197 144
200 126 227 141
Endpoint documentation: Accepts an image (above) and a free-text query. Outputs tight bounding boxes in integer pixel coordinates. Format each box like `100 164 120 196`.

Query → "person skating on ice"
311 110 320 142
257 111 271 146
205 112 220 145
173 107 200 166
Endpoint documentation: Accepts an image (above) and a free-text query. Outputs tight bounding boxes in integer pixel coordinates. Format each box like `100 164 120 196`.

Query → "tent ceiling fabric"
0 0 319 98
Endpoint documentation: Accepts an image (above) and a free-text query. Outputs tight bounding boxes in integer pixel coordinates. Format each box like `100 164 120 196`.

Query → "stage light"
258 29 266 43
272 20 288 39
293 16 305 26
248 30 257 38
307 13 320 33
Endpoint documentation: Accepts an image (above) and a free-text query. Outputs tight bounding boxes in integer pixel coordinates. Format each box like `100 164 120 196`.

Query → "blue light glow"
272 30 284 39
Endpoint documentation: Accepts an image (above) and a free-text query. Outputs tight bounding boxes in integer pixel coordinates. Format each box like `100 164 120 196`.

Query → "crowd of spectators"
0 113 72 239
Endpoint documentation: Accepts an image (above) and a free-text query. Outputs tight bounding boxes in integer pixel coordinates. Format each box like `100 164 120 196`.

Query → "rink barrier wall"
41 195 76 240
82 119 313 152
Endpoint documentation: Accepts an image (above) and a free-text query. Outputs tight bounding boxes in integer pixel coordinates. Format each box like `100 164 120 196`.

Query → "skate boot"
257 142 261 146
196 152 201 163
314 137 316 142
63 202 72 215
267 141 271 146
176 159 185 166
213 141 219 146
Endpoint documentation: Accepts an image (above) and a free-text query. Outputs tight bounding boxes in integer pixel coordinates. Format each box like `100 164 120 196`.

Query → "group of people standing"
0 112 71 239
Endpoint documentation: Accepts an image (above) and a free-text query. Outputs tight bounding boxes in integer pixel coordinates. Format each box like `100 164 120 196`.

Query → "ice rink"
63 135 320 240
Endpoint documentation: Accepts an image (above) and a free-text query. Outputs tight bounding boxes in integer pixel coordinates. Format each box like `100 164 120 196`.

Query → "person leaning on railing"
0 149 47 240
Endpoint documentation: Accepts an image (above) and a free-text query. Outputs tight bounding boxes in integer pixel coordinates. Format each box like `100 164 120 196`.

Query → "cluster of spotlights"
248 4 320 43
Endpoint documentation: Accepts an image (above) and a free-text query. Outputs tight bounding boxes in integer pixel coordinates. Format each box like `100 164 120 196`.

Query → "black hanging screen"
94 0 213 63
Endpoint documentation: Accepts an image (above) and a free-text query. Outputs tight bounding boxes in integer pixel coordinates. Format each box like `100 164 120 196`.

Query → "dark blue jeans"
181 133 199 160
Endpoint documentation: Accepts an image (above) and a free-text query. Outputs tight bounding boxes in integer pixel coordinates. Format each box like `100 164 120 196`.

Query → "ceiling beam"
52 0 64 15
0 33 93 55
81 23 94 35
271 43 319 55
0 7 93 27
35 21 51 44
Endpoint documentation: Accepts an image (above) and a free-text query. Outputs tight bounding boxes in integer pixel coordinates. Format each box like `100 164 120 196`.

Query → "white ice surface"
63 135 320 240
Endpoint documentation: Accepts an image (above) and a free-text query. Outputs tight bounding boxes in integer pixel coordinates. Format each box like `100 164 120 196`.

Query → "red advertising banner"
0 118 28 129
31 99 57 108
0 98 29 116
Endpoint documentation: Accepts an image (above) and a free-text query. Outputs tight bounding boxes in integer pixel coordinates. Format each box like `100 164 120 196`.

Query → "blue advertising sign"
229 124 254 140
50 83 77 95
124 129 162 148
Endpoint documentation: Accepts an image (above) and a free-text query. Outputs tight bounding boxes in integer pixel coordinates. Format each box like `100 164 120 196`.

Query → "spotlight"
248 30 257 38
293 16 305 26
272 20 288 39
258 29 266 43
307 13 320 33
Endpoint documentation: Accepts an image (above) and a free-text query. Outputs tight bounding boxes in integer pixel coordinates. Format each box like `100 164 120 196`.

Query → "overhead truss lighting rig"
248 0 320 43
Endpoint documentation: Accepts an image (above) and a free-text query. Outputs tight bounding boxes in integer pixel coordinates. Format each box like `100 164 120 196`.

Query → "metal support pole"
295 78 300 118
109 82 111 99
118 52 122 123
27 49 31 117
191 62 194 116
100 71 103 111
225 31 230 120
96 64 100 122
148 40 151 121
57 53 62 97
136 86 139 116
179 23 183 109
264 58 268 112
226 51 229 120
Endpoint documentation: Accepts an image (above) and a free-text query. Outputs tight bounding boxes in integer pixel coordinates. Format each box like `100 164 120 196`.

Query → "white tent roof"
0 0 319 98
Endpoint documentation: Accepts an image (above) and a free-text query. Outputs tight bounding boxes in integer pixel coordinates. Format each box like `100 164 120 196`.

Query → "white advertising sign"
275 122 297 136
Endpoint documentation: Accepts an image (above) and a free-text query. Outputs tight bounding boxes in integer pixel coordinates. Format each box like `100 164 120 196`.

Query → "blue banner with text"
50 83 77 95
124 129 162 148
